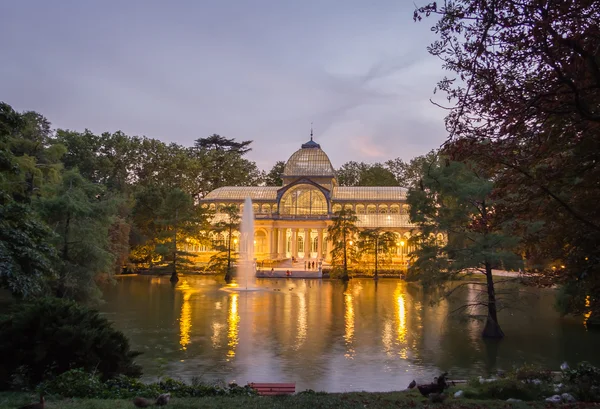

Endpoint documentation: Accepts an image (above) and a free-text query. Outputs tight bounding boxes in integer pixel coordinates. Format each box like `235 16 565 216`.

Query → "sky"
0 0 448 171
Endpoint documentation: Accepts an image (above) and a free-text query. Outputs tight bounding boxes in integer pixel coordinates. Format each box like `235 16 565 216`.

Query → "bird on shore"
18 395 44 409
408 380 417 389
155 393 171 406
417 372 449 397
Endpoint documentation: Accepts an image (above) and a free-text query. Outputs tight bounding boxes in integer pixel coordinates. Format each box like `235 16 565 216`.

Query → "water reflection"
344 285 355 359
100 277 600 393
227 293 239 358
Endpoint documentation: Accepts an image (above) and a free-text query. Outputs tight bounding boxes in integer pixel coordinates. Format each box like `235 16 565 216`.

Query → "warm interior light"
349 240 353 245
400 241 405 247
233 238 238 244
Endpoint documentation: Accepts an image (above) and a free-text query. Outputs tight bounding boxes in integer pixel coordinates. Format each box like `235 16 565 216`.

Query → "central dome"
283 139 335 178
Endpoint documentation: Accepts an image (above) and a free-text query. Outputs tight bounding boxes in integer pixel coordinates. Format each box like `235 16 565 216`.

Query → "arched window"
261 204 271 213
333 204 342 213
379 205 388 214
367 205 377 214
390 205 400 214
356 204 365 214
298 236 304 253
252 204 259 213
279 184 328 216
344 204 353 211
312 236 318 252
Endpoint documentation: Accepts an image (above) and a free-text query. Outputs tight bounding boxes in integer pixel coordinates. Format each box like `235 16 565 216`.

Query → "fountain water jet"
223 197 261 292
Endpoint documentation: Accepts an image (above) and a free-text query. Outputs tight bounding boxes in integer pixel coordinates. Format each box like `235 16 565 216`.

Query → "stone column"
317 228 323 260
291 228 298 259
277 228 285 258
303 228 310 260
268 228 275 259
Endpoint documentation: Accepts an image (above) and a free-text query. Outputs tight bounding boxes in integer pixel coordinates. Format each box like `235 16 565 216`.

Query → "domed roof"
283 139 335 178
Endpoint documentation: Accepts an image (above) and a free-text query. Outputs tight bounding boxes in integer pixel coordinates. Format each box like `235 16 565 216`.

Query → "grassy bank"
1 390 594 409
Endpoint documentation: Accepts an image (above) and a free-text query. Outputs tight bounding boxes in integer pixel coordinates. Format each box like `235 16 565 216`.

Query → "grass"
2 390 593 409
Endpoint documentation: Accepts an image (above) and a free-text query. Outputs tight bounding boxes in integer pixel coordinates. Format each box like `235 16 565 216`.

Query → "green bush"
562 362 600 402
38 370 254 399
40 369 103 398
463 378 551 401
0 298 142 390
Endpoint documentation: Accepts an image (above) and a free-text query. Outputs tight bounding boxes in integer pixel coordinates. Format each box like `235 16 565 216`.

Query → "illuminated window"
379 205 388 214
367 205 376 214
333 204 342 213
252 204 259 213
298 236 304 253
279 184 328 216
390 205 400 214
355 204 365 214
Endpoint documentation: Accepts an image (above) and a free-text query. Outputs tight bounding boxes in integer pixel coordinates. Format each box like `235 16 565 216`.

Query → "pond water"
99 276 599 392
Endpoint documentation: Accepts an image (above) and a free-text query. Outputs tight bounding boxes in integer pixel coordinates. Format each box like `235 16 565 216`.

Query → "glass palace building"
199 138 416 264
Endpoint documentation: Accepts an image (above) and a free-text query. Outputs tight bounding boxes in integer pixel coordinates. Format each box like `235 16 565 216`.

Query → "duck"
417 372 449 397
132 397 152 408
18 395 44 409
155 393 171 406
408 379 417 389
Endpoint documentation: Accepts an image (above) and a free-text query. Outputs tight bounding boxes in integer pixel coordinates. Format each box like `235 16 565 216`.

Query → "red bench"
249 382 296 396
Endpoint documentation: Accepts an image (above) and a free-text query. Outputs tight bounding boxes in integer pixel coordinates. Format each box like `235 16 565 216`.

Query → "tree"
415 1 600 323
385 151 437 188
0 193 57 298
407 159 523 338
265 161 286 186
357 228 397 280
36 169 117 302
327 208 359 281
191 134 262 199
211 204 240 283
357 164 398 186
337 161 368 186
156 188 208 282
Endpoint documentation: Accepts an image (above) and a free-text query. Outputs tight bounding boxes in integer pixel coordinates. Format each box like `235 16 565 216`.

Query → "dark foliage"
0 298 142 390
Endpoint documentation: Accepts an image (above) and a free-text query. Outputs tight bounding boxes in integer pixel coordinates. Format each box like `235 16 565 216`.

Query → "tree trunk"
374 238 379 280
342 230 349 281
170 209 179 283
57 213 71 297
224 225 233 283
482 262 504 338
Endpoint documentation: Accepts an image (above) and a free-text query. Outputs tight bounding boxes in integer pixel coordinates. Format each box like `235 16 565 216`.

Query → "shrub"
562 362 600 402
0 297 142 390
40 369 103 398
463 378 551 401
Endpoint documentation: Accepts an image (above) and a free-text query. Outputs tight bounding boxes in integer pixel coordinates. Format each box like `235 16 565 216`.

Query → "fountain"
238 197 256 290
223 197 260 291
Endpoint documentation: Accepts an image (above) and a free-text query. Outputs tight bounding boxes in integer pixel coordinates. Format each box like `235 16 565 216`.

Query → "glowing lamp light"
233 238 238 244
349 240 353 246
400 241 405 247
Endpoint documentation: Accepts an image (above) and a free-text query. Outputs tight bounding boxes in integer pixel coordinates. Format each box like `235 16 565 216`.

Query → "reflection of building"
196 137 418 263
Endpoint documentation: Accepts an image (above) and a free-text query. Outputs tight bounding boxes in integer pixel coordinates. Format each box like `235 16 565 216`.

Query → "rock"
454 390 464 398
506 398 522 402
545 395 562 403
531 379 542 385
478 376 496 383
561 393 576 403
560 362 570 371
553 383 563 392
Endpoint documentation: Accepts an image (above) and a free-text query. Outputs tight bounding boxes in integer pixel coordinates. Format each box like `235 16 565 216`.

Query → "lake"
99 275 599 392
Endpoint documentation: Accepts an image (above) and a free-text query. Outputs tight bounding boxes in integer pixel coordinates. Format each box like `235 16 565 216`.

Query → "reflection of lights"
344 291 355 359
584 295 592 327
211 322 225 348
382 320 393 356
179 292 192 350
295 293 307 349
227 294 240 358
394 284 408 359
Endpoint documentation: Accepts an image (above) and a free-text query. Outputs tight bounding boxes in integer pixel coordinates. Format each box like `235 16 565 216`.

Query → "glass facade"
280 184 328 216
